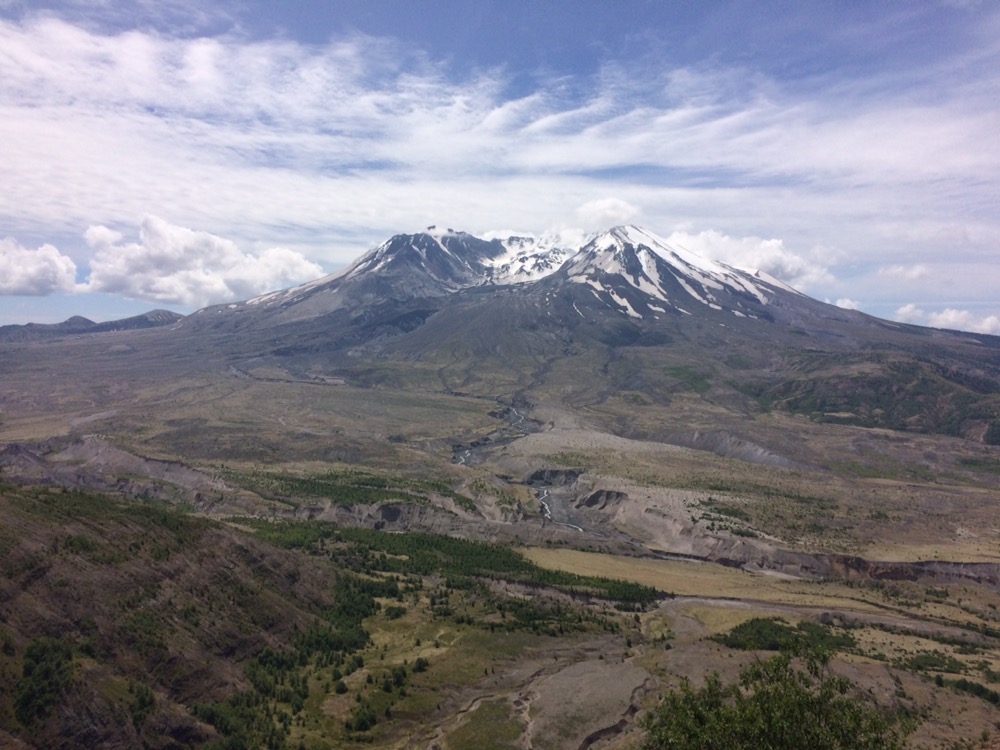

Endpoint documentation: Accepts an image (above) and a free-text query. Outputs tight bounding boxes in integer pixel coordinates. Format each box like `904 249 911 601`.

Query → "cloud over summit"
663 230 834 291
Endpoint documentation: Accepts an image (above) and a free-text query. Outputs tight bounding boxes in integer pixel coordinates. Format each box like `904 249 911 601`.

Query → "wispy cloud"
575 198 641 229
0 8 998 329
879 264 930 281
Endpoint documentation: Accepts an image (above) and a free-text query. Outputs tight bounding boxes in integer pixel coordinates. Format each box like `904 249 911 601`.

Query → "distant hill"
0 309 183 342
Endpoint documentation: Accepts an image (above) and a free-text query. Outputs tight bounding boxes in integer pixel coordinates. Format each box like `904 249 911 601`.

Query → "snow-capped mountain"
559 225 796 321
199 226 577 325
486 234 577 285
193 224 813 330
53 222 1000 442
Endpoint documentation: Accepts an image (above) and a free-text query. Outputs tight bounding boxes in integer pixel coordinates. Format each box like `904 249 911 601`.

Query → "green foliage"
959 455 1000 473
346 700 377 732
949 678 1000 706
905 651 965 674
641 652 907 750
8 488 207 543
129 681 155 728
699 497 751 521
197 571 385 745
682 477 836 511
757 356 997 438
712 617 855 653
62 533 99 555
243 519 660 607
14 637 74 725
194 691 286 750
665 366 713 394
384 604 407 620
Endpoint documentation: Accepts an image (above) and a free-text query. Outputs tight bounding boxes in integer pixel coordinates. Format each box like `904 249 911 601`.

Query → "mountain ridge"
0 309 184 342
189 224 807 327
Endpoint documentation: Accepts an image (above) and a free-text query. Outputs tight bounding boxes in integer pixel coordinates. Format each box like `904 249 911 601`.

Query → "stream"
451 401 541 466
537 489 584 533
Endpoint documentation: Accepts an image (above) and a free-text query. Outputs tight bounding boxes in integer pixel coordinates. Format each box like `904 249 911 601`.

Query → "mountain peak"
562 225 786 320
193 224 806 329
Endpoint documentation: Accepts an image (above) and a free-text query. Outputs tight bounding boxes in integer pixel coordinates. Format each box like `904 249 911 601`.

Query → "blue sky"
1 1 998 333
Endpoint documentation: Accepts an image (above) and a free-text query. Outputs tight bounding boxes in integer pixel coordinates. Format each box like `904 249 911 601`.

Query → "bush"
712 617 855 653
347 701 377 732
642 652 907 749
14 637 74 725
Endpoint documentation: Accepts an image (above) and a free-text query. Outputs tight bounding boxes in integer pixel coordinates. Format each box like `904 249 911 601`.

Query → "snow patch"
607 290 643 319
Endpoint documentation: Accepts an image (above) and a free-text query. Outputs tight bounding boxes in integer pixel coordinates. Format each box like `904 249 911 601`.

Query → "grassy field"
521 547 888 611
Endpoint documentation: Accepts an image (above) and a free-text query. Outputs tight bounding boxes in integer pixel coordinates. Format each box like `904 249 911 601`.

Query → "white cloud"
879 264 929 281
663 230 834 290
0 13 997 328
0 237 77 295
894 303 925 323
574 198 640 229
835 298 861 310
928 308 1000 334
83 216 324 307
893 303 1000 334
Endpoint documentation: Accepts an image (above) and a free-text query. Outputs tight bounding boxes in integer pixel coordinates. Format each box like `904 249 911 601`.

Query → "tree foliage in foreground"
642 651 908 750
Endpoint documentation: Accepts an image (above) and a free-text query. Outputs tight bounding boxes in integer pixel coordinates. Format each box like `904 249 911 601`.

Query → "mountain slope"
561 225 787 321
216 225 1000 442
7 224 1000 443
188 227 575 329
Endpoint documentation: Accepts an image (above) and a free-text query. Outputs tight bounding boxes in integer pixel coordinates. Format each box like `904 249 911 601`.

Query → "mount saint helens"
175 224 1000 444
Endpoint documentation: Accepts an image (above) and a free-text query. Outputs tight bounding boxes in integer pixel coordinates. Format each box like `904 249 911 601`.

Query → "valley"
2 226 999 748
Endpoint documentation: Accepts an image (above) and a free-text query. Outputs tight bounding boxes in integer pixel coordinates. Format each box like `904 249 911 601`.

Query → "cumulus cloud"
894 303 925 323
893 303 1000 334
928 309 1000 334
574 198 641 229
663 230 834 290
835 298 862 310
0 237 77 295
879 264 929 281
83 216 324 307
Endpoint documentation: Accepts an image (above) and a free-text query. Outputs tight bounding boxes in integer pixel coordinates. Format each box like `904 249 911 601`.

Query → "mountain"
185 223 895 334
171 225 1000 443
3 224 999 446
560 225 792 321
186 226 575 329
0 309 184 342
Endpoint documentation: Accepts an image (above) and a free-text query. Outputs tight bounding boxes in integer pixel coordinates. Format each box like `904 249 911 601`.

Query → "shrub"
642 651 907 749
14 637 74 725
